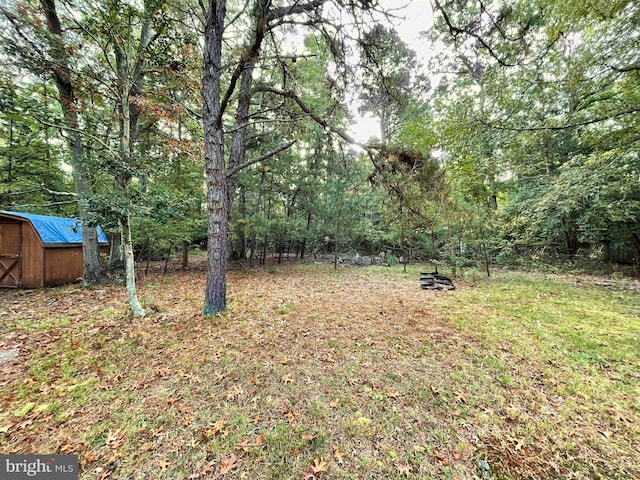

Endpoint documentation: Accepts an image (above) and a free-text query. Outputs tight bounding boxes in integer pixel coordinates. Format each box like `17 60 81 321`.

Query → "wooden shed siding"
0 219 22 287
1 212 110 288
44 247 84 287
21 221 44 288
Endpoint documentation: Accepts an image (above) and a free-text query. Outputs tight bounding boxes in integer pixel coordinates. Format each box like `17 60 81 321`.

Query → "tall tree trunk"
182 240 189 270
204 161 230 314
109 231 124 271
201 0 322 313
237 189 247 261
300 210 312 260
249 168 267 268
41 0 104 285
249 234 257 268
333 197 344 270
7 119 13 182
448 223 456 277
202 0 227 315
632 232 640 274
203 0 270 314
120 214 144 316
115 37 145 317
111 0 154 317
117 103 144 317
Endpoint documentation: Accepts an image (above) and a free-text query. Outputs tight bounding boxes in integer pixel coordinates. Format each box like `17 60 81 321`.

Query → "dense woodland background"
1 0 639 302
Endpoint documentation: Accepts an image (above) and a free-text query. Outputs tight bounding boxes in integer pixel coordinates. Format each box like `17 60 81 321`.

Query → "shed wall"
0 218 44 288
1 213 109 288
0 219 22 287
44 246 84 287
21 222 44 288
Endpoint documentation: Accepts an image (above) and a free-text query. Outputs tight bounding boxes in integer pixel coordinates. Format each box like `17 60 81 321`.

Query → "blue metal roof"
0 211 108 245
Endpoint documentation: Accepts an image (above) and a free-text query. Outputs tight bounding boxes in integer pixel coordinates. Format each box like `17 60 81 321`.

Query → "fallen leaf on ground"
83 452 98 462
608 408 633 423
157 458 170 471
191 460 215 478
385 388 399 398
309 457 329 475
301 432 318 441
59 440 76 454
219 454 239 474
332 444 344 465
282 407 297 423
202 419 226 439
235 434 265 451
105 430 123 449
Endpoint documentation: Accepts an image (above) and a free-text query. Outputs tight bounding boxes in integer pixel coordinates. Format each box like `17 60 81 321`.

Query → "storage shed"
0 211 108 288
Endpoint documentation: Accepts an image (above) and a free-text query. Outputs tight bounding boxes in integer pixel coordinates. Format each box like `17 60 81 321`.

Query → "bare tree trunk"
201 0 335 313
448 223 457 278
114 32 146 317
334 197 344 270
145 239 152 276
182 240 189 270
204 164 230 314
116 106 144 317
250 168 266 268
41 0 104 285
109 231 124 271
164 242 173 274
120 214 144 316
300 210 312 260
202 0 228 315
203 0 268 314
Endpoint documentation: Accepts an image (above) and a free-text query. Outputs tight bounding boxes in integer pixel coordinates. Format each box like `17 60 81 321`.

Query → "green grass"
0 264 638 479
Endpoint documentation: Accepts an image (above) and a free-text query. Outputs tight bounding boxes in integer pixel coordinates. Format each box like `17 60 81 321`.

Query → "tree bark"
182 240 189 270
114 12 150 317
108 231 124 271
201 0 339 314
120 214 145 316
40 0 104 285
202 0 228 315
202 0 266 315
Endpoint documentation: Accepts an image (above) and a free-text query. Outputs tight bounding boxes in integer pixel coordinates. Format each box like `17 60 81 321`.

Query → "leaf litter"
0 262 638 479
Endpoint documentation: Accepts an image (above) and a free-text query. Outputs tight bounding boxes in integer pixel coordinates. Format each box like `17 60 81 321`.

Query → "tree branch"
41 184 77 196
475 107 640 132
226 140 296 178
433 0 519 67
259 86 371 149
266 0 327 22
32 115 121 158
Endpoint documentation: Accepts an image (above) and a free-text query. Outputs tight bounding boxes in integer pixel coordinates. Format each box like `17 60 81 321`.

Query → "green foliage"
431 0 640 270
0 76 72 214
501 150 640 259
1 0 637 280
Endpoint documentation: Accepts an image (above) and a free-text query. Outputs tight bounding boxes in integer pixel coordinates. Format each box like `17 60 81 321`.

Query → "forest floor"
1 261 639 479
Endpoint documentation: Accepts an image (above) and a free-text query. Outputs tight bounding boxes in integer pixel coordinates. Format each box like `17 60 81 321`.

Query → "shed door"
0 222 22 288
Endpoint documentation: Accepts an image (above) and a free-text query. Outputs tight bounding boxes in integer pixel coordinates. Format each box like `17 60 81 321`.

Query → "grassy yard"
1 263 638 479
